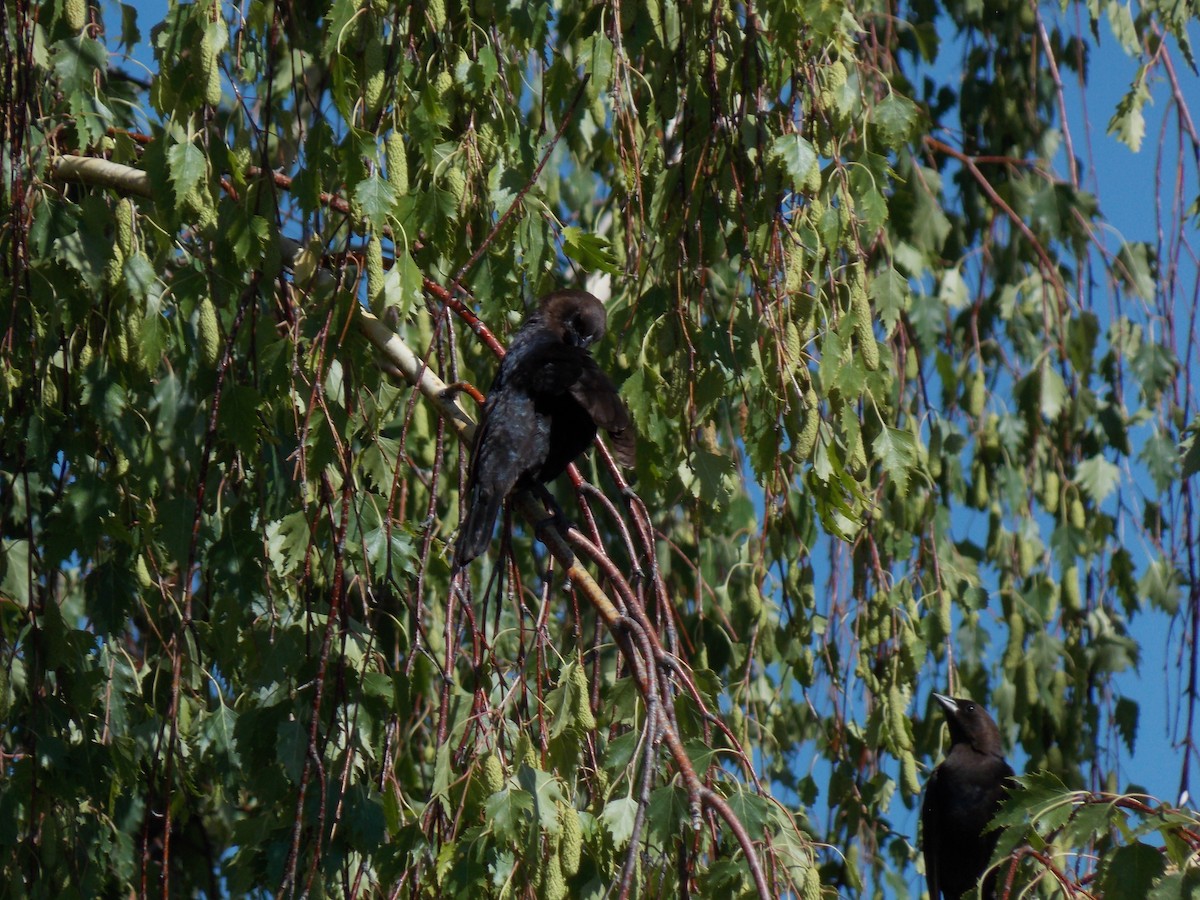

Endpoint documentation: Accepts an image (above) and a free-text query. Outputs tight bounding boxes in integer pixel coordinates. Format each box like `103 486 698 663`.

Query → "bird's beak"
933 693 958 714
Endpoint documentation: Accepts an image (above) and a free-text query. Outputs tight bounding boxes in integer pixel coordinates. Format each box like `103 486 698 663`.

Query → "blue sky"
1053 20 1198 807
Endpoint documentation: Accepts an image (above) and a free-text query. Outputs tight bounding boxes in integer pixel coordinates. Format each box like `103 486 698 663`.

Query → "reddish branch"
541 512 771 897
999 845 1094 898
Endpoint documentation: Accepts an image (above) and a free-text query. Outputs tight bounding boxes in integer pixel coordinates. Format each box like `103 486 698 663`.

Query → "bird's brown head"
538 290 607 349
933 693 1004 755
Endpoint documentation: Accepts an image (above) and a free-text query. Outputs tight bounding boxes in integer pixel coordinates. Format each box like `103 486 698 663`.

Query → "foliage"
988 774 1200 897
1 0 1198 895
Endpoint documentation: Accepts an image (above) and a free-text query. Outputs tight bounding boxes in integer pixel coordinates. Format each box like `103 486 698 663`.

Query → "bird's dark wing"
568 356 637 468
921 768 942 900
982 759 1017 836
456 388 549 562
507 336 586 396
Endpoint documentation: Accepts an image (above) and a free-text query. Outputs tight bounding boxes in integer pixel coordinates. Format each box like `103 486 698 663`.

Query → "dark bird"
455 290 636 562
922 693 1015 900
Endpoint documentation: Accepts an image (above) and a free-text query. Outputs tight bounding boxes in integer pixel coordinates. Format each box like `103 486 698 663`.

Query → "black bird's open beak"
932 693 958 714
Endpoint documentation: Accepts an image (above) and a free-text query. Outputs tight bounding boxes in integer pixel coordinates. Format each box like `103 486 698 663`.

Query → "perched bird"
922 693 1015 900
455 290 636 562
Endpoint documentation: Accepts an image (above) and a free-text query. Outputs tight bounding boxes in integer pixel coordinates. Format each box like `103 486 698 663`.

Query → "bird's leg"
529 483 574 540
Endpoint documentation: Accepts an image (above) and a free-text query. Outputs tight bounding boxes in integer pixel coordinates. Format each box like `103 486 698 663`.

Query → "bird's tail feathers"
455 488 503 563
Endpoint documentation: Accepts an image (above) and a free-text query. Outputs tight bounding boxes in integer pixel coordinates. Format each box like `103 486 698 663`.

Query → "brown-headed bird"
455 290 636 562
922 693 1014 899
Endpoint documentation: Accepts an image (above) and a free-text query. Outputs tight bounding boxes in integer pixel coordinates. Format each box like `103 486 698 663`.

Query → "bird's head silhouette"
538 290 607 349
933 693 1004 756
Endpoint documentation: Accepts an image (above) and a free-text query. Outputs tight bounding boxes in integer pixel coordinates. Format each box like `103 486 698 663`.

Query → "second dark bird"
455 290 636 562
921 693 1015 900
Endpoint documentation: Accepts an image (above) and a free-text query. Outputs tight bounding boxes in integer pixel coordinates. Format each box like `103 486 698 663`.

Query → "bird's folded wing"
518 341 585 395
470 393 545 487
568 357 637 468
921 769 941 900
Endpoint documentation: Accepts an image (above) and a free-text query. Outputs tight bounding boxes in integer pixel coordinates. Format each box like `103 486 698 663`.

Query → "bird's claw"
533 510 574 540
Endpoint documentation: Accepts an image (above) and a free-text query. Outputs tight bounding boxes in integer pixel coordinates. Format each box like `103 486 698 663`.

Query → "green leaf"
1114 241 1156 301
123 251 158 300
1138 560 1182 614
872 426 917 495
870 266 908 336
1066 311 1100 373
276 719 307 781
1140 428 1179 491
645 784 691 845
167 138 207 200
1148 868 1200 900
1129 339 1176 399
1114 696 1139 754
265 511 313 577
685 444 734 506
997 772 1072 829
362 520 416 580
68 90 114 148
600 797 638 847
1182 416 1200 479
1106 0 1142 55
1099 843 1164 898
198 702 240 763
769 134 819 190
52 36 108 93
907 288 944 348
546 660 593 738
723 788 774 836
581 34 614 94
514 765 564 828
476 46 499 87
871 94 920 147
354 174 398 233
1062 797 1117 850
118 3 141 50
1108 68 1150 152
1038 364 1068 420
900 162 951 255
937 268 968 310
489 850 516 888
322 0 360 56
850 160 889 234
1075 454 1120 503
0 540 30 605
561 226 619 274
485 787 533 840
218 384 263 455
390 250 423 318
